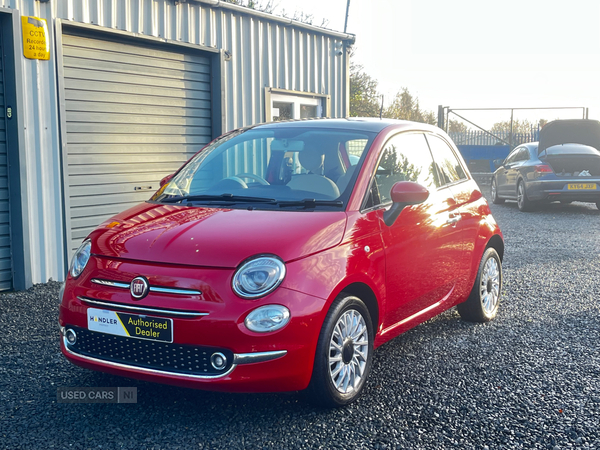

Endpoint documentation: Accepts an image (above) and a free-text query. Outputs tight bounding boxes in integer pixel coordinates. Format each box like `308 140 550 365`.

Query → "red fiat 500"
59 118 503 407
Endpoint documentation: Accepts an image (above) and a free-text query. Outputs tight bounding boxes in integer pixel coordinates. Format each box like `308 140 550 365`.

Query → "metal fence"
449 129 540 147
450 128 541 173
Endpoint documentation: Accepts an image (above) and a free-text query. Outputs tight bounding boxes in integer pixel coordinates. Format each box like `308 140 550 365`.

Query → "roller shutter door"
0 32 13 291
62 33 212 252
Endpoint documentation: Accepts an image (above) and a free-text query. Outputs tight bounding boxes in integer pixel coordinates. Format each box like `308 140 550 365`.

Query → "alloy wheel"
517 183 524 208
328 309 369 394
480 256 500 314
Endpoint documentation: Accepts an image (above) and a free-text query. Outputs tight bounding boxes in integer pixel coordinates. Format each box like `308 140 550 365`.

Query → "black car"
491 119 600 211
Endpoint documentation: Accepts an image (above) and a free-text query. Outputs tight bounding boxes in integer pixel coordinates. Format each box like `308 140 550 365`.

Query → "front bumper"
60 326 286 379
58 257 327 393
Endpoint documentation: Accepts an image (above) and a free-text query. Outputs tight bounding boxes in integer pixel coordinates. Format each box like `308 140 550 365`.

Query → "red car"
59 118 503 407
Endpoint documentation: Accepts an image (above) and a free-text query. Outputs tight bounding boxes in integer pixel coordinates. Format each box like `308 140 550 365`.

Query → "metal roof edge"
191 0 356 42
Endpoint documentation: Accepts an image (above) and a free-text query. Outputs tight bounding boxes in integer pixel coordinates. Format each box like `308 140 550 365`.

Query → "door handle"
447 213 461 225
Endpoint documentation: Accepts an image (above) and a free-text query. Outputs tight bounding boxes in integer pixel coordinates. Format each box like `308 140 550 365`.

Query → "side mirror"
493 159 504 170
160 173 174 187
384 181 429 226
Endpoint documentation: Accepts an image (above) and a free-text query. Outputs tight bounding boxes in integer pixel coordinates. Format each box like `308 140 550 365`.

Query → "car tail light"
534 164 553 174
533 164 553 178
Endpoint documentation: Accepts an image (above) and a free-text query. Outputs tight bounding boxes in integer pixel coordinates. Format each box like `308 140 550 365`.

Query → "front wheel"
306 294 374 407
517 180 534 212
457 247 502 323
491 178 504 204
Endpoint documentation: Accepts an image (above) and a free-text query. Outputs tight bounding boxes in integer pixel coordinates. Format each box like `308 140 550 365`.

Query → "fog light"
65 328 77 345
244 304 290 333
211 352 227 370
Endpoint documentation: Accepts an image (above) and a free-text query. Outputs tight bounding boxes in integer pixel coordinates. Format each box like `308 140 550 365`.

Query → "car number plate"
567 183 596 190
87 308 173 343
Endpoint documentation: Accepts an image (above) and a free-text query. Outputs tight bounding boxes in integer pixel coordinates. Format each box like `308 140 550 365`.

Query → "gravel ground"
1 192 600 449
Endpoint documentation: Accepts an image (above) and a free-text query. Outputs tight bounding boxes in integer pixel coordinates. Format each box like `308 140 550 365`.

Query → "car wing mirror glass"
493 159 504 169
384 181 429 226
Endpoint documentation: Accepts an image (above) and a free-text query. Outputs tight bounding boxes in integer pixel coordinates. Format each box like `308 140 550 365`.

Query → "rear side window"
504 148 520 164
346 139 369 164
516 148 530 161
370 132 437 206
426 135 467 186
505 147 529 164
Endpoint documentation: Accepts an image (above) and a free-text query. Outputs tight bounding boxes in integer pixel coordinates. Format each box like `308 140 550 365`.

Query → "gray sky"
273 0 600 128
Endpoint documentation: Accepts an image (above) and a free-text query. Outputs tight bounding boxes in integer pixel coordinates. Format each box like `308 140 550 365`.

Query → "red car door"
369 132 463 331
426 134 481 294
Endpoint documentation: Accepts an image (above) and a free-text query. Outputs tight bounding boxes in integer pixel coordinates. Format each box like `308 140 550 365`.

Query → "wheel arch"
337 282 379 335
486 234 504 262
517 175 528 192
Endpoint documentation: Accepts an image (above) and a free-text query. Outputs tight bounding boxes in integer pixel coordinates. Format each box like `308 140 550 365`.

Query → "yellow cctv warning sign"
22 16 50 60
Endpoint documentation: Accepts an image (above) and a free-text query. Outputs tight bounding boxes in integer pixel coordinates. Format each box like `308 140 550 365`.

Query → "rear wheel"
491 178 504 204
517 180 534 212
458 247 502 322
306 294 374 407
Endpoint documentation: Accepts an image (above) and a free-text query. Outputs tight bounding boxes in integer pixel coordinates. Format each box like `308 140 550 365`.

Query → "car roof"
521 142 539 149
251 117 440 134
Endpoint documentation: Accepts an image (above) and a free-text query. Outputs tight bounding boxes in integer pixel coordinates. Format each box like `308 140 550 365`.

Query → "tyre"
306 294 374 407
491 178 504 204
457 247 502 323
517 179 534 212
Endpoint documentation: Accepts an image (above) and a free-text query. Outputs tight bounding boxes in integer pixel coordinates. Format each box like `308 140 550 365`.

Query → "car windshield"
152 126 377 210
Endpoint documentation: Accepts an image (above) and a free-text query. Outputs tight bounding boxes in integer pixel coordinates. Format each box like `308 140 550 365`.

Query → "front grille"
66 326 234 376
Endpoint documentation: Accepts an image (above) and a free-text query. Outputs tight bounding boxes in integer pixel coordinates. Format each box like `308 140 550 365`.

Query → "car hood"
538 119 600 155
88 202 348 268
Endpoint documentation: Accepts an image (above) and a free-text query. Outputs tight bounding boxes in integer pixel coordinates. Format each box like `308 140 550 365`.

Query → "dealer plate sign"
22 16 50 60
87 308 173 343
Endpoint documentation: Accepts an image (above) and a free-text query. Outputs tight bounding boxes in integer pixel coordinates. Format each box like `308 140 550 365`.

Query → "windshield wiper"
276 199 344 209
160 194 277 204
160 194 343 209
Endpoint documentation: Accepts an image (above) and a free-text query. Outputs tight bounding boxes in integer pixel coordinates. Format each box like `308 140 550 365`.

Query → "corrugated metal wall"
1 1 65 287
62 32 213 252
0 29 13 290
0 0 352 286
48 0 351 131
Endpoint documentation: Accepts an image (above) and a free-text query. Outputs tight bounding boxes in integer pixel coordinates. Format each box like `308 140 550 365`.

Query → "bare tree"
490 119 543 134
384 88 436 125
223 0 275 13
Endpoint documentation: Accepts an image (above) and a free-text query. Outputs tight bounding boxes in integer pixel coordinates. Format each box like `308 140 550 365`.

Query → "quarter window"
426 135 467 186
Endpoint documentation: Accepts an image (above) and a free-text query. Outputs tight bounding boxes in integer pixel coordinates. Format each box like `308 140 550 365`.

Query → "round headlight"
69 240 91 278
232 256 286 299
244 305 290 333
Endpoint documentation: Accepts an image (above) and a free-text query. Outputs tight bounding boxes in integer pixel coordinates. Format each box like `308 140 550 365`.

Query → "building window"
272 101 294 121
265 88 330 122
